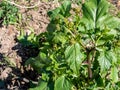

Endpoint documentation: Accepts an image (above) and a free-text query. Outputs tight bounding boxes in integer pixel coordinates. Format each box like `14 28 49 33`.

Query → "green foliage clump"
18 0 120 89
0 1 18 25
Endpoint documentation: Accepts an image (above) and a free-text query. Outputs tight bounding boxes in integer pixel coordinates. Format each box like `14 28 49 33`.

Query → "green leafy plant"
18 0 120 89
0 0 18 25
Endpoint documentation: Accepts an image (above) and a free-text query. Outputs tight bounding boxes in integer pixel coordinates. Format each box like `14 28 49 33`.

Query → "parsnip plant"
19 0 120 89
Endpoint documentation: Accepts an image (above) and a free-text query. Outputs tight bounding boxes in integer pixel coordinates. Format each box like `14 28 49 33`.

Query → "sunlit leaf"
65 43 84 74
110 66 118 83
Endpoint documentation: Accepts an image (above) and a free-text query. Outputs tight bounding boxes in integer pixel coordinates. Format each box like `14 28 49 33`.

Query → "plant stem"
91 49 96 62
79 40 86 50
87 52 92 79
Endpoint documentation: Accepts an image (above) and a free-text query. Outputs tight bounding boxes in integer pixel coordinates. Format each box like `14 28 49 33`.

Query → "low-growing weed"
0 0 19 25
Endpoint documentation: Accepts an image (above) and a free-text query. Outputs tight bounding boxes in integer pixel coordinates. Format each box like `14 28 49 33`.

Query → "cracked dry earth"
0 1 60 89
0 0 120 89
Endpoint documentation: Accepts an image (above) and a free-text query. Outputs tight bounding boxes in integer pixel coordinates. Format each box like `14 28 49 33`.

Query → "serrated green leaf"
110 66 118 83
98 51 112 73
65 43 83 75
55 75 72 90
82 0 109 29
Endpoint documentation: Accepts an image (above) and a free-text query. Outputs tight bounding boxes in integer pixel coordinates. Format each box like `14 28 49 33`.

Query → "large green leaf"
54 75 72 90
82 0 120 30
65 43 83 75
98 50 113 74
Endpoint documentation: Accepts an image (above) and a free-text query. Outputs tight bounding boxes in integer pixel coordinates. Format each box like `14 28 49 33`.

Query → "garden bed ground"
0 0 120 89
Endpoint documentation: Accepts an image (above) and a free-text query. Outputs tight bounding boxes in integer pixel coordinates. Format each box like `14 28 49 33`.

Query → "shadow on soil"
2 42 40 90
0 44 4 60
0 53 4 60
